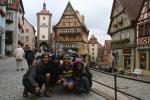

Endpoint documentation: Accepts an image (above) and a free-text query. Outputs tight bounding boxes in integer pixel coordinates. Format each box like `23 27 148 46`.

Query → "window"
92 52 94 55
6 13 13 21
140 52 146 69
26 36 29 42
5 31 13 44
139 24 150 37
43 17 45 20
145 23 150 36
126 32 130 39
42 35 45 39
92 44 94 46
121 33 125 40
8 0 13 4
92 48 94 51
22 29 24 33
138 25 144 37
26 29 29 33
92 57 95 60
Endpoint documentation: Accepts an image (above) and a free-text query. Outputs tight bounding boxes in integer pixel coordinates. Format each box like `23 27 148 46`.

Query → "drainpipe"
134 23 137 70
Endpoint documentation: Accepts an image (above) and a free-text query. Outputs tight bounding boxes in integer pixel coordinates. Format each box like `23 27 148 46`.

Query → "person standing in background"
25 46 35 69
14 45 25 71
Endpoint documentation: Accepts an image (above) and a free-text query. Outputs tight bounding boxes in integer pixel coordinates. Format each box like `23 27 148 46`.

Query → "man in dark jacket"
22 53 51 97
48 53 61 85
25 47 35 68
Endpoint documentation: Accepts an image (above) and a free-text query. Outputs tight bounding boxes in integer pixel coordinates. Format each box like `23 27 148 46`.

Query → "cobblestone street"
0 57 105 100
91 70 150 100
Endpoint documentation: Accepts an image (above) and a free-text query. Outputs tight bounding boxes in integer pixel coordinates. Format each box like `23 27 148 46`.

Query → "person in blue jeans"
58 54 74 91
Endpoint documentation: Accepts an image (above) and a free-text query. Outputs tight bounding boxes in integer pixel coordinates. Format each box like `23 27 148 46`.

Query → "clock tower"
37 2 52 50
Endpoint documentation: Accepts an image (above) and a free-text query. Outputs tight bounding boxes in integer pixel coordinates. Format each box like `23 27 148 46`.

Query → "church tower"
37 2 52 50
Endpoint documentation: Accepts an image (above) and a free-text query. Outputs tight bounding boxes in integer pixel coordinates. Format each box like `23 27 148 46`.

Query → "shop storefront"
123 48 131 70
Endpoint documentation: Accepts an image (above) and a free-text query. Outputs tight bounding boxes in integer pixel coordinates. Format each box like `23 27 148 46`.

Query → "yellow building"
53 2 89 60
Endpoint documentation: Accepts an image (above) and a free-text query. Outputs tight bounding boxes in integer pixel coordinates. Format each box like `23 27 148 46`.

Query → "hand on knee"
67 83 74 90
63 82 68 88
35 87 40 96
45 73 50 79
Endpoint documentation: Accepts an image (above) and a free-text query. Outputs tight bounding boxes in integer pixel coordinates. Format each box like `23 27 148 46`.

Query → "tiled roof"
88 35 99 44
37 9 51 14
54 2 89 34
119 0 144 21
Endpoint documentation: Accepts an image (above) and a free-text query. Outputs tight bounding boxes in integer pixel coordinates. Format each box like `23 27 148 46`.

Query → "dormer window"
8 0 13 5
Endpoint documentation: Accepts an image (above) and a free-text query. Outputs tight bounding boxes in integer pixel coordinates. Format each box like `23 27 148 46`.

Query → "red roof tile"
37 9 50 14
88 35 99 44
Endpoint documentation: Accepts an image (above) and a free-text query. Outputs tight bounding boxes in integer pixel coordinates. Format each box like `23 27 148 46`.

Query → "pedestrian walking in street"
22 53 52 97
25 46 35 69
14 45 25 71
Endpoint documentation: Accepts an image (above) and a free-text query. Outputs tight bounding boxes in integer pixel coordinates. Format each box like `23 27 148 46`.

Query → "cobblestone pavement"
91 70 150 100
0 57 106 100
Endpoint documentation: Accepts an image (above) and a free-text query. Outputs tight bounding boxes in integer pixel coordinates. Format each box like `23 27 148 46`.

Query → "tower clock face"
40 23 48 27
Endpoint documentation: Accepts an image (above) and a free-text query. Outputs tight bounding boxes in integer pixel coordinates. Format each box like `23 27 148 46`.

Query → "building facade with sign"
37 2 52 50
53 2 89 60
0 1 6 56
108 0 143 72
136 0 150 76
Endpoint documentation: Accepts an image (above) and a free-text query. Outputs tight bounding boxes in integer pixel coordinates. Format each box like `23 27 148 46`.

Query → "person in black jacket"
22 53 51 97
25 47 35 68
48 52 61 85
73 58 92 94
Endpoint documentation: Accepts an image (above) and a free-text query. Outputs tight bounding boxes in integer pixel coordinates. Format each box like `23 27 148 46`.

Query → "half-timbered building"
53 2 89 60
136 0 150 75
108 0 143 72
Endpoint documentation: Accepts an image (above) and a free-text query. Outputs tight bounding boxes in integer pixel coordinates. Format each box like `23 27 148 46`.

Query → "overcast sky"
23 0 113 45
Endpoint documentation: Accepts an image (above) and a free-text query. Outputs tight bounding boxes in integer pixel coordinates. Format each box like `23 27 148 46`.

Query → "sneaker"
44 91 52 97
23 90 28 97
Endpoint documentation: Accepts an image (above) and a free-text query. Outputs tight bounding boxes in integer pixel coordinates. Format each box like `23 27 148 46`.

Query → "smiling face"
63 58 70 65
76 63 83 70
42 54 49 65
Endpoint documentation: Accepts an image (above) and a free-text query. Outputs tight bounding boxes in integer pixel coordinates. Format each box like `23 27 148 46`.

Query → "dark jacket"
48 60 61 83
25 50 35 62
73 65 92 86
23 61 48 87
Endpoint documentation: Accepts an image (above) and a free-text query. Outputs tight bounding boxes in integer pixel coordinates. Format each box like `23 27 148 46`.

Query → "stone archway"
40 42 48 51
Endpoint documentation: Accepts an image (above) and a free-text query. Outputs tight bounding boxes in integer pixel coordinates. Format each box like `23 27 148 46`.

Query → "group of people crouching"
22 52 92 97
